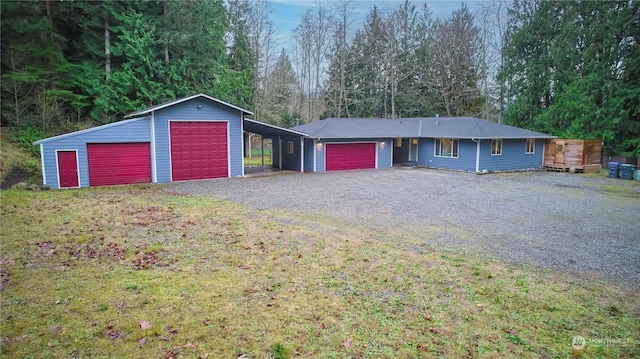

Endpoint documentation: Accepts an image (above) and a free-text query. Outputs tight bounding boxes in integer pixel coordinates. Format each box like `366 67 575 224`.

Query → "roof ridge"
313 117 333 133
470 117 482 138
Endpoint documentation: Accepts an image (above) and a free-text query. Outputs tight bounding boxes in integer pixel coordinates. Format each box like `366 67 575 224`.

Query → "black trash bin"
608 162 621 178
620 164 637 180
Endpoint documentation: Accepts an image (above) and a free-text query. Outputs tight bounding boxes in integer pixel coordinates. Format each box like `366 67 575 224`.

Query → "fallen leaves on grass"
132 250 166 270
139 321 152 330
67 240 126 261
104 324 122 340
344 337 352 348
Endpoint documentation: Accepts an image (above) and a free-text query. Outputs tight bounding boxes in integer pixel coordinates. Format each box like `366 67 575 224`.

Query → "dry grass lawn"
1 185 638 358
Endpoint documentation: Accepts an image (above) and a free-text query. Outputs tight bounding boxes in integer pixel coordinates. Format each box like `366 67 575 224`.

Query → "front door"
57 150 79 188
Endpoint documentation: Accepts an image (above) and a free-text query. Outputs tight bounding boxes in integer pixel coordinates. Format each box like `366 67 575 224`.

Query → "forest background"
1 0 638 156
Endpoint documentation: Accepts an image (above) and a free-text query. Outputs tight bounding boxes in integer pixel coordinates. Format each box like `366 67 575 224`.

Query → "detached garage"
34 94 262 189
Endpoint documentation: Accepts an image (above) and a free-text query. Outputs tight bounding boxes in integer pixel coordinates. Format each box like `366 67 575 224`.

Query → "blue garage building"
34 94 305 189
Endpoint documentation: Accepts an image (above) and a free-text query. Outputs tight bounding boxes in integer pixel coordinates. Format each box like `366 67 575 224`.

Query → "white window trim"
434 138 459 158
525 138 535 154
287 141 294 154
491 139 502 156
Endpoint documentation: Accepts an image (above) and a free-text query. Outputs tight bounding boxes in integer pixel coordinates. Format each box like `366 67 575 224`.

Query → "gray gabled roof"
419 117 554 139
124 93 254 118
291 117 554 140
292 118 421 138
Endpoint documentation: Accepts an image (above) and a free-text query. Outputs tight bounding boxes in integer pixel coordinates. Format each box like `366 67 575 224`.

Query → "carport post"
278 137 282 170
474 138 480 172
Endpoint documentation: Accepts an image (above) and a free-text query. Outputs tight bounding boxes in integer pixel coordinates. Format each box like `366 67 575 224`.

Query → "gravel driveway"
169 168 640 288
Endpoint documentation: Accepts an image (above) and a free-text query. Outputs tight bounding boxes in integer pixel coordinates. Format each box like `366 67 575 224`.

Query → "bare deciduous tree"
428 4 483 117
246 0 279 121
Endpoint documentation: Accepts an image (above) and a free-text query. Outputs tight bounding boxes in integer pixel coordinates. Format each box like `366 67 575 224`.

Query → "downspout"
300 136 304 172
40 143 46 185
473 138 480 173
150 112 157 183
240 114 245 177
313 139 317 172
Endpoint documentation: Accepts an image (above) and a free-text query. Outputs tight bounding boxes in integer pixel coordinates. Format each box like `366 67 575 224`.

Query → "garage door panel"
88 143 151 186
170 122 228 181
326 143 376 171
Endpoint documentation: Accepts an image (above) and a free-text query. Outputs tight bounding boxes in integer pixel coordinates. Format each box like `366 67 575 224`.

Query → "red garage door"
170 122 228 181
87 143 151 186
326 143 376 171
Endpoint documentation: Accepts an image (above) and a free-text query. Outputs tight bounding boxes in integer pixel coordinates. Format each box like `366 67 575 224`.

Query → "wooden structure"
544 139 602 173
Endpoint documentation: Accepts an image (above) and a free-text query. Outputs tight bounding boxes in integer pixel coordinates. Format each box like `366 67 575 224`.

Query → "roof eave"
124 93 254 118
244 118 309 137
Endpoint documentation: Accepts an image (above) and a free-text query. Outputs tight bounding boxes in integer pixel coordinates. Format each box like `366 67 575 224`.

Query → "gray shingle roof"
292 117 554 139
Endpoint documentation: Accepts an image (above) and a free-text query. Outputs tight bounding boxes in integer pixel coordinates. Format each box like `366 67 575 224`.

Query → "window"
525 139 535 154
287 141 294 154
435 138 459 158
491 139 502 155
394 138 403 147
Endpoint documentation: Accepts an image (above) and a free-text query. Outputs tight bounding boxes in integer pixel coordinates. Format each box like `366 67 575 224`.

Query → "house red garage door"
325 143 376 171
87 143 151 186
170 121 228 181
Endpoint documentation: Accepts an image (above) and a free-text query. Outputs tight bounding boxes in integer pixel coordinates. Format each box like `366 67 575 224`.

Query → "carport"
242 119 308 172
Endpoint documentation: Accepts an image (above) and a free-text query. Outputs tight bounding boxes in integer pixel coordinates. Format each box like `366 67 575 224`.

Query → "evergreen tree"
500 0 639 156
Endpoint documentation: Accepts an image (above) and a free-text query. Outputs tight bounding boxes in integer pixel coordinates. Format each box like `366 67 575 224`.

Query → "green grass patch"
244 156 273 166
1 186 638 358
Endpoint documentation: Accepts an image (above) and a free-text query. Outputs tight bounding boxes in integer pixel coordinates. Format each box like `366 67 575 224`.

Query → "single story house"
35 93 554 189
35 93 305 189
291 117 555 173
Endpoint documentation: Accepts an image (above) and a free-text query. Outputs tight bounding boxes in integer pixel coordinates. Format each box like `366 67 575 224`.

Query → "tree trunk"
105 14 111 81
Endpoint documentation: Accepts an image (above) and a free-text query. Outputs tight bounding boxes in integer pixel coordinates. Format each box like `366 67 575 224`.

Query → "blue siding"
316 141 326 172
378 138 393 168
304 138 315 172
478 139 544 171
313 138 392 173
41 118 151 188
417 138 476 171
272 137 281 168
152 98 244 181
280 135 302 171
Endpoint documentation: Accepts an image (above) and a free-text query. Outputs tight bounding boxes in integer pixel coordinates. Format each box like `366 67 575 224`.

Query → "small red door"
57 151 79 188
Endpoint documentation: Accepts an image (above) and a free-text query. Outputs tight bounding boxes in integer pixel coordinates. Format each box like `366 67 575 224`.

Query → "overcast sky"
267 0 485 43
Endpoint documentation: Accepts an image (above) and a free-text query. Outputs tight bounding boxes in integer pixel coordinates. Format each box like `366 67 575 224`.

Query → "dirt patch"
0 165 38 189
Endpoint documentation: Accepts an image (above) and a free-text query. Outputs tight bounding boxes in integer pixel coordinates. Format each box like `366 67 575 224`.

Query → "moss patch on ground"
1 186 638 358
